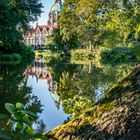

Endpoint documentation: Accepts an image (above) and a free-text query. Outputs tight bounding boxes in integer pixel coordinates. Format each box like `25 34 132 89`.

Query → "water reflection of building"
26 62 52 81
25 61 60 109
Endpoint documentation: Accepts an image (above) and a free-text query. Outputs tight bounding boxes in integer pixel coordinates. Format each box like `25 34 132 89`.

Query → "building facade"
24 0 62 47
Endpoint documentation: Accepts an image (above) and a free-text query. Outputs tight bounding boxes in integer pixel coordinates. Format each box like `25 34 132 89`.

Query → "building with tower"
48 0 62 26
24 0 62 47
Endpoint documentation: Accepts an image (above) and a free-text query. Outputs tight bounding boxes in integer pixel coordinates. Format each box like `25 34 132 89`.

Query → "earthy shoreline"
45 64 140 140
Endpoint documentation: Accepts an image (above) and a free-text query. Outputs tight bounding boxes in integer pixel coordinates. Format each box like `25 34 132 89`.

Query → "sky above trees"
31 0 64 27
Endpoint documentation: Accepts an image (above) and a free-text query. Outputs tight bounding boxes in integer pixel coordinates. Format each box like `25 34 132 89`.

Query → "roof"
25 28 35 35
25 25 52 35
36 25 50 31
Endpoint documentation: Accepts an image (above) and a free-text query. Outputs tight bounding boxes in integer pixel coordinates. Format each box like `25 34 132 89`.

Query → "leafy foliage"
0 102 48 140
58 0 140 49
0 54 21 64
46 28 80 50
100 47 137 64
50 60 134 116
0 62 47 139
0 0 42 54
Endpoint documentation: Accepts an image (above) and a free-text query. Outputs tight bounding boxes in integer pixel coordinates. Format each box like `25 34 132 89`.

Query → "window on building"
42 38 45 44
28 39 30 44
32 39 34 44
36 38 39 44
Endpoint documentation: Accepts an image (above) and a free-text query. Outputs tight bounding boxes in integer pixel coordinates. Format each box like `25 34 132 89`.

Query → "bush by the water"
12 43 33 60
100 47 137 64
132 43 140 60
0 43 34 63
0 53 21 63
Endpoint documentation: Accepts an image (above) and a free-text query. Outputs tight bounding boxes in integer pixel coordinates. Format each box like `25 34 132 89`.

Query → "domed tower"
47 0 62 26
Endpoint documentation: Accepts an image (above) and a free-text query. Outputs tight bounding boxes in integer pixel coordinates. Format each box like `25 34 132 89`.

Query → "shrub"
132 43 140 60
0 102 48 140
0 53 21 64
100 47 137 64
12 43 33 60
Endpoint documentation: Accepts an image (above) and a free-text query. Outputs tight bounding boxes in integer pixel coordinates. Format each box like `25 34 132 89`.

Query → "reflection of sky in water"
27 76 70 132
95 87 107 103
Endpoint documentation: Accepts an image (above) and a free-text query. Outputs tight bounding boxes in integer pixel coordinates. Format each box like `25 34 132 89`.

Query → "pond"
0 60 135 132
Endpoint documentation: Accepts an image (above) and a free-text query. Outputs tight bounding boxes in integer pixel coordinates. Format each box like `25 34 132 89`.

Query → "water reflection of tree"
22 61 134 117
47 63 83 83
56 63 134 116
0 62 44 130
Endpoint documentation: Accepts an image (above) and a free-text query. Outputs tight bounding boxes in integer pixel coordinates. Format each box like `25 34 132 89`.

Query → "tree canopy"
0 0 42 53
58 0 140 49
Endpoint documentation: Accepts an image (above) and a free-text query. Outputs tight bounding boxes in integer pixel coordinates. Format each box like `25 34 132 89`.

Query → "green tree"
0 0 42 54
46 27 80 50
58 0 140 49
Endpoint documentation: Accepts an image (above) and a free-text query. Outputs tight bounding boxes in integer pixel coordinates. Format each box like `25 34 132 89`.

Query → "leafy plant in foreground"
0 102 48 140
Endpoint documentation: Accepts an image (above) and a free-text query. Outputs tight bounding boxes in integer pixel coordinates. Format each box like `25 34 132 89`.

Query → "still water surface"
0 60 134 132
27 74 70 131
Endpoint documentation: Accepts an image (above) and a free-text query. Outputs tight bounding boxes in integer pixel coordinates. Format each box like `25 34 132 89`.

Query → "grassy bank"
34 50 65 63
34 49 100 64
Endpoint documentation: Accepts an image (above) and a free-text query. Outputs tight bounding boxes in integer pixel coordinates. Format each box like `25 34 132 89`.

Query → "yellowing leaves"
137 25 140 32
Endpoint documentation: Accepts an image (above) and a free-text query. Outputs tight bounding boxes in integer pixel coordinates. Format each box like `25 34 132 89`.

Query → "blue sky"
31 0 64 27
